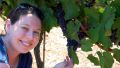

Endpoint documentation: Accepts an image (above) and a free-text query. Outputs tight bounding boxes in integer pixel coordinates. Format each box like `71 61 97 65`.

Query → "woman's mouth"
20 40 31 47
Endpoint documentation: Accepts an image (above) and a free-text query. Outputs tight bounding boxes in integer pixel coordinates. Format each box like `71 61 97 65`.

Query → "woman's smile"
20 40 32 47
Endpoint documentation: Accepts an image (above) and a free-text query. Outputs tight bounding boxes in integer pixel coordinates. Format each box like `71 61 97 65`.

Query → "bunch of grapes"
54 3 67 35
67 39 80 51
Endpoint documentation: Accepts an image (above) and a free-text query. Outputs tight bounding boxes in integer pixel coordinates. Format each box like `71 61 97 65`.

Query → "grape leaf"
101 6 115 36
97 51 114 68
112 17 120 30
111 0 120 17
68 46 79 64
87 54 100 66
98 24 112 49
42 6 58 32
85 8 100 43
97 51 104 68
113 49 120 63
88 26 100 43
112 17 120 40
84 7 99 24
60 0 80 20
103 51 114 68
67 19 81 42
80 39 93 52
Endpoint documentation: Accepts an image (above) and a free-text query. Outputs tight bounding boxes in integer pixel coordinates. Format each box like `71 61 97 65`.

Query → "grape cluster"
67 39 80 51
55 3 67 35
55 3 82 51
78 31 87 40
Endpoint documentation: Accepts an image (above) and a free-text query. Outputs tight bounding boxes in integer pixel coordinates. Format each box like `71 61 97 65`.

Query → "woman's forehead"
15 14 42 29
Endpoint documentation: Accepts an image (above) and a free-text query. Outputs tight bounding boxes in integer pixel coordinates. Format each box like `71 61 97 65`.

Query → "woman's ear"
5 19 11 33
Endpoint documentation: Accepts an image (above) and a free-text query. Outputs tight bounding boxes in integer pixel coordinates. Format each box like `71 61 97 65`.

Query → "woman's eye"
33 31 40 36
22 27 28 31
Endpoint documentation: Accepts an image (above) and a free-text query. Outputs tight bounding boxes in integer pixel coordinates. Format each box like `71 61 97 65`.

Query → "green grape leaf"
68 46 79 64
88 26 100 43
80 39 93 52
113 49 120 63
104 18 114 36
85 8 101 43
112 17 120 30
103 51 114 68
111 0 120 17
97 51 114 68
84 8 99 24
97 51 104 68
87 54 100 66
67 19 81 41
101 6 115 36
98 24 112 49
99 35 112 49
42 6 58 32
60 0 80 20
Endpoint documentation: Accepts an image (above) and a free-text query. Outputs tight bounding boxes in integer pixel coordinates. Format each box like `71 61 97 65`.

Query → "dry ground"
31 27 120 68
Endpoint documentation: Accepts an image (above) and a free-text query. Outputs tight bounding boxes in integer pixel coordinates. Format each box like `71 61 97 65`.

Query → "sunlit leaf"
60 0 80 20
113 49 120 63
97 51 114 68
68 46 79 64
103 51 114 68
87 54 100 65
67 19 81 41
80 39 93 52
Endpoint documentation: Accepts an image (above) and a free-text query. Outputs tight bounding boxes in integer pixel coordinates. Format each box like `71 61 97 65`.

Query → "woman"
0 3 73 68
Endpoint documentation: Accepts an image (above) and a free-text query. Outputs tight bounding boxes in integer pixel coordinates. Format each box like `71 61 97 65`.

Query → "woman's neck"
2 36 20 67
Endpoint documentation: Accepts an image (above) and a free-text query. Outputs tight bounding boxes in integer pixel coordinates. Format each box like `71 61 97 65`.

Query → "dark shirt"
0 36 32 68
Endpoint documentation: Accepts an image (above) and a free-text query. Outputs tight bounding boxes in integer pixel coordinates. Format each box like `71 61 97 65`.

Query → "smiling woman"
0 3 73 68
0 3 43 68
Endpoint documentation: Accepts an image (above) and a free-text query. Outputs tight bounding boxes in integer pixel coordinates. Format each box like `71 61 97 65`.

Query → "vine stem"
43 31 46 68
96 43 113 52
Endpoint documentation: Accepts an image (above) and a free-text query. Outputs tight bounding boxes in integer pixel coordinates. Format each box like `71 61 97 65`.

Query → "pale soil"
0 19 120 68
31 27 120 68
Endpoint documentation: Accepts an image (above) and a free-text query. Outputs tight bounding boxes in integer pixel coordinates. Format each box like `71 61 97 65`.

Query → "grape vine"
0 0 120 68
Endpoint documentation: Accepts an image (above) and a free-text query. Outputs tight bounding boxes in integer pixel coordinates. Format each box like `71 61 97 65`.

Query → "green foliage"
111 0 120 17
60 0 80 20
80 38 93 52
68 46 79 64
87 54 100 65
100 6 115 36
0 0 120 67
97 51 114 68
42 5 58 32
113 17 120 41
67 19 81 42
113 49 120 63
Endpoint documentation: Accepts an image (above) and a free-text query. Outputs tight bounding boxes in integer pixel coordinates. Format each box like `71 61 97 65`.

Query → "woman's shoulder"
17 52 32 68
0 36 9 64
0 36 4 45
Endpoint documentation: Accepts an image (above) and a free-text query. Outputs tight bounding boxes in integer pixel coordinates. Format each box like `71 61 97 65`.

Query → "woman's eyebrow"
21 24 29 26
21 24 41 31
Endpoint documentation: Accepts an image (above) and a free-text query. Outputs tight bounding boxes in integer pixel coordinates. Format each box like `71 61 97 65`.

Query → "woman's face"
6 14 42 53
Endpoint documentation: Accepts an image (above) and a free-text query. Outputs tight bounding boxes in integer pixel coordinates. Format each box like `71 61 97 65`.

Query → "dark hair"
7 3 44 25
